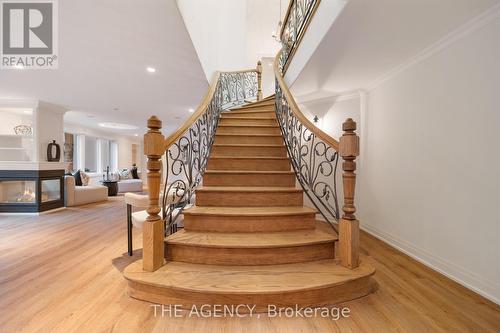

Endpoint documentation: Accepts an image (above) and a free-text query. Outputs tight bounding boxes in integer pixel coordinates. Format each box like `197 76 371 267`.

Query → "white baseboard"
360 222 500 305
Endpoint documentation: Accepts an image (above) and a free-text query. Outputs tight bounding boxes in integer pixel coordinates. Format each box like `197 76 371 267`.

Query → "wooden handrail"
273 50 339 151
164 72 221 150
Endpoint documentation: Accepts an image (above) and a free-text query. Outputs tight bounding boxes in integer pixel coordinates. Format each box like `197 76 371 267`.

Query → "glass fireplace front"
0 180 36 204
0 170 65 213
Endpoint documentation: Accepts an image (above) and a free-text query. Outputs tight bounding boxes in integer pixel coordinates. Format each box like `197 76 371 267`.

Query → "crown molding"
366 2 500 91
296 89 362 107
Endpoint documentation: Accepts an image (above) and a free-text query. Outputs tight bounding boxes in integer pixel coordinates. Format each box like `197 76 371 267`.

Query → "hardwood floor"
1 198 499 332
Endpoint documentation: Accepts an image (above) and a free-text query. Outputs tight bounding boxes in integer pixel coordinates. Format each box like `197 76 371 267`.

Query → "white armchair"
124 189 194 256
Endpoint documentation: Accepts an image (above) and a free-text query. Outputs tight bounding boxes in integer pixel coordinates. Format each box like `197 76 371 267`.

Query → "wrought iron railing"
220 70 260 109
275 75 340 231
279 0 321 73
160 67 261 236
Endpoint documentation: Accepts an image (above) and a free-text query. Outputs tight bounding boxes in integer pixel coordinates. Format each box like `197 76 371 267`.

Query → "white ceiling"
291 0 500 100
0 0 208 137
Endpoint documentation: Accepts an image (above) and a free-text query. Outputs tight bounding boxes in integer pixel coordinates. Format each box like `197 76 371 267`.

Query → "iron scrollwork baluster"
161 71 259 236
274 78 340 232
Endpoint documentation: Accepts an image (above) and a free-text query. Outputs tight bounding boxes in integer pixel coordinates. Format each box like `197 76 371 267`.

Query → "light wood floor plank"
0 197 499 332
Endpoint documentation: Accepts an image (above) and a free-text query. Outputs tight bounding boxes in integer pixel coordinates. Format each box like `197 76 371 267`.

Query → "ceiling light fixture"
134 134 139 137
146 67 156 73
98 122 138 130
188 108 195 113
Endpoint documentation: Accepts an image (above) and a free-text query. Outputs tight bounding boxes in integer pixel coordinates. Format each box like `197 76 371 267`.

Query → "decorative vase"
47 140 61 162
14 125 32 135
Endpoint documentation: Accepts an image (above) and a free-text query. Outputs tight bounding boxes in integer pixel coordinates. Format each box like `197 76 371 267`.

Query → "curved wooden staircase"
124 97 376 311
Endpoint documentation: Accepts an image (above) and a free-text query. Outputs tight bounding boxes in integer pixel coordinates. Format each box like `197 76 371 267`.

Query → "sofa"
64 175 108 207
118 178 143 193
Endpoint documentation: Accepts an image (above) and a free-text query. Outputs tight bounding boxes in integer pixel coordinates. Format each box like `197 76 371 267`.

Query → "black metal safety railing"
275 0 340 231
161 70 260 236
279 0 321 73
275 80 340 231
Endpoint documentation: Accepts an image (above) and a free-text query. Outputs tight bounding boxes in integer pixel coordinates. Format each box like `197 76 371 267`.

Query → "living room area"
0 100 145 212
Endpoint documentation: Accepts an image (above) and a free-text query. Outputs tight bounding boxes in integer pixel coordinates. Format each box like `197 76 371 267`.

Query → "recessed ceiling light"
188 108 195 113
23 110 32 114
134 134 139 137
146 67 156 73
98 122 138 130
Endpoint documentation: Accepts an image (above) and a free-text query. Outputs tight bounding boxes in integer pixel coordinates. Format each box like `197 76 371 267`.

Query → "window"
71 134 118 173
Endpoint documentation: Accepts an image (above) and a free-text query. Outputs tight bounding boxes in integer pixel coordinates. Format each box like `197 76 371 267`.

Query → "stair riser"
222 111 275 118
219 118 277 126
212 145 287 157
236 105 274 111
217 126 281 135
214 135 283 145
196 191 303 207
165 243 335 265
204 173 295 187
183 214 316 232
126 276 377 313
207 158 291 171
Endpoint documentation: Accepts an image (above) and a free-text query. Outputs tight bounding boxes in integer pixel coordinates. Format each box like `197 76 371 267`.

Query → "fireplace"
0 170 65 213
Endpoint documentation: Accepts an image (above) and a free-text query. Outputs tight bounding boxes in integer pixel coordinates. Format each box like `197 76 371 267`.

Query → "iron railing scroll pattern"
275 80 340 232
161 69 259 236
279 0 321 73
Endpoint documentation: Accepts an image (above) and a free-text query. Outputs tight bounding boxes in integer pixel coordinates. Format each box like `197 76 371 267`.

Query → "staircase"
124 97 376 311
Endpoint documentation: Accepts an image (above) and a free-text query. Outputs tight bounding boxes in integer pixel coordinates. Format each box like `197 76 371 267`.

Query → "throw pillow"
120 168 132 180
80 171 90 186
131 165 139 179
73 170 83 186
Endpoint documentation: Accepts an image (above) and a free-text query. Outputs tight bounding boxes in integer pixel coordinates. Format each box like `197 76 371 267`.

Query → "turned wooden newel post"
256 60 263 101
339 118 360 269
143 116 165 272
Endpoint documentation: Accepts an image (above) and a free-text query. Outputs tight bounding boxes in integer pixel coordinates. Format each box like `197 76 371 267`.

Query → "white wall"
359 16 500 303
284 0 347 86
36 102 66 162
177 0 248 80
177 0 282 81
0 110 32 136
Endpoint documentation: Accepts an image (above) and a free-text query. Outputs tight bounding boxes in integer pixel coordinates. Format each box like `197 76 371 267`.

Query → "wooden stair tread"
183 206 316 216
209 156 288 160
218 124 279 128
226 109 274 115
197 186 302 192
213 143 284 147
204 170 293 175
166 221 336 248
220 116 276 120
124 258 374 295
215 133 281 137
232 103 274 110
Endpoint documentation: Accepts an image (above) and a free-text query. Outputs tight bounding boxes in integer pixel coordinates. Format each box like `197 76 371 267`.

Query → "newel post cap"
340 118 359 158
147 115 162 130
144 116 164 156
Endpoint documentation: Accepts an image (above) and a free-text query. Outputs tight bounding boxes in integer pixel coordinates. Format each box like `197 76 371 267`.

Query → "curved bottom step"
124 258 377 312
